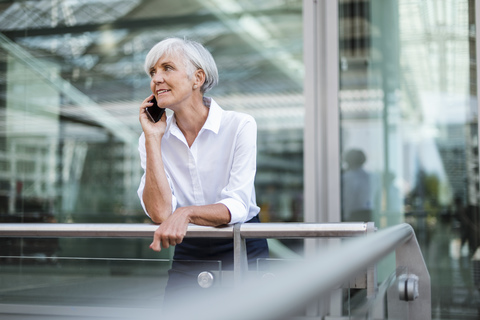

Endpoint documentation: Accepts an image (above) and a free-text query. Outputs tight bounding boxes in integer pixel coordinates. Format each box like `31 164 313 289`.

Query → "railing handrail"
0 222 372 238
161 223 430 320
0 222 429 320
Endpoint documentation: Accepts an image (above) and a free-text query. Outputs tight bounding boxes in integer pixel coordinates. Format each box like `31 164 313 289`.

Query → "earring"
193 84 198 89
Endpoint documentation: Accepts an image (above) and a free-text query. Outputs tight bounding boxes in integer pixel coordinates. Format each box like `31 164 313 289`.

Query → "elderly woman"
137 38 268 297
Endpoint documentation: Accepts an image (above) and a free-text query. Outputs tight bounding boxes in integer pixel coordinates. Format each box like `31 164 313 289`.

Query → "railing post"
233 223 248 286
390 226 431 320
366 222 377 298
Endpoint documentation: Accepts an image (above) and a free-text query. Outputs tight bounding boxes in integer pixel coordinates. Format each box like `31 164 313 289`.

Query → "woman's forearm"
181 203 231 226
143 136 172 223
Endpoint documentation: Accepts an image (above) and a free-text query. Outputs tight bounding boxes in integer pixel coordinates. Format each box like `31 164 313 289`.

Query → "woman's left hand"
149 207 192 252
139 94 167 138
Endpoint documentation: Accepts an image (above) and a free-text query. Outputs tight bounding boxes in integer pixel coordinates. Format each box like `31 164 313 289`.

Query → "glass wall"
339 0 480 318
0 1 304 311
0 0 304 257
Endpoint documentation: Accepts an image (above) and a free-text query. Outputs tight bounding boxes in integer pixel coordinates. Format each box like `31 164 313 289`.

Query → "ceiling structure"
0 0 471 165
0 0 304 147
0 0 473 219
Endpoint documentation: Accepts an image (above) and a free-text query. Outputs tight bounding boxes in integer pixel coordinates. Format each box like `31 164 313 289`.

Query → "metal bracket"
398 274 419 301
197 271 215 289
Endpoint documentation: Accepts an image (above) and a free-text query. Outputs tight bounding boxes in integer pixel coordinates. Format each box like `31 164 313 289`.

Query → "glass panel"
0 1 303 229
0 256 170 310
339 0 479 318
342 267 408 319
0 255 222 317
0 237 172 261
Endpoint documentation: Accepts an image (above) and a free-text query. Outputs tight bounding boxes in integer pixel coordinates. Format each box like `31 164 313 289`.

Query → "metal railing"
0 221 373 283
0 222 430 319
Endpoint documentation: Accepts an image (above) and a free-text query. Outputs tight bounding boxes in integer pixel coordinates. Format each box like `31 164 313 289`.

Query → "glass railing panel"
382 267 409 320
344 267 409 320
338 271 372 319
344 287 368 319
0 256 171 308
0 256 222 318
255 257 303 275
254 257 307 291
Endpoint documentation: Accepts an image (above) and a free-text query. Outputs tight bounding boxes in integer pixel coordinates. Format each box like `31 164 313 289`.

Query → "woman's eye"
149 70 156 77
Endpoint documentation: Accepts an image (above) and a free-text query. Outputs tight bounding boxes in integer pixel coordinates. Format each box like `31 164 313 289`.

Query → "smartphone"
146 96 165 123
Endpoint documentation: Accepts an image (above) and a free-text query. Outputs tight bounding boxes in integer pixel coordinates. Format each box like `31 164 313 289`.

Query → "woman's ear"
194 69 206 89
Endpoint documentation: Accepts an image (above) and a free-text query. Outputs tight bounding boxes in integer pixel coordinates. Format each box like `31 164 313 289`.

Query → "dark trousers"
163 215 269 305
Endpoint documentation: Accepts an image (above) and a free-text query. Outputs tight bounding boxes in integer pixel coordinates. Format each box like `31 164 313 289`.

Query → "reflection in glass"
0 3 305 315
0 256 171 309
339 0 479 318
0 0 304 255
342 148 372 222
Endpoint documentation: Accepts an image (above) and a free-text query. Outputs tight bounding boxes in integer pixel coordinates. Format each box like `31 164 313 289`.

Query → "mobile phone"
146 96 165 123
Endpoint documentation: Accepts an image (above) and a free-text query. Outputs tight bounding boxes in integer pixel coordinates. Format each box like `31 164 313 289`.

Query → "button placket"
188 144 204 205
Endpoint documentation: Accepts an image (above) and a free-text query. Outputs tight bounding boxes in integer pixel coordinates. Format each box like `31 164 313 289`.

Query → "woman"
137 38 268 298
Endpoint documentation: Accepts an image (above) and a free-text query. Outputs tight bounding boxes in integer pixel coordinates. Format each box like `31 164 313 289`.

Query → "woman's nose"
152 72 164 83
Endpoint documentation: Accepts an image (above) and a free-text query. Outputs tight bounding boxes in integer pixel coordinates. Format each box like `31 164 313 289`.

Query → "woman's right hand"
139 94 167 138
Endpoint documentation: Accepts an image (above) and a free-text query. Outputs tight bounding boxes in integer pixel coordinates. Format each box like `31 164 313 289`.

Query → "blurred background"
0 0 479 318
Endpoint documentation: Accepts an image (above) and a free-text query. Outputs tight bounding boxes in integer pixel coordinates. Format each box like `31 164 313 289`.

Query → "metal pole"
240 222 368 238
0 222 369 239
233 223 248 286
366 222 378 297
0 223 233 238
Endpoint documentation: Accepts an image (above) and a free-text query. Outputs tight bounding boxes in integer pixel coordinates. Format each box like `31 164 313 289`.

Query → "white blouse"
137 97 260 224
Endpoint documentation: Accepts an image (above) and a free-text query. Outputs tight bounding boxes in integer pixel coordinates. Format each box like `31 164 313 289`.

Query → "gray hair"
144 38 219 93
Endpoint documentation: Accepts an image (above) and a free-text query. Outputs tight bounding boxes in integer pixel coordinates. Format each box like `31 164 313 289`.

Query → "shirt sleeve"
137 133 177 217
216 116 258 224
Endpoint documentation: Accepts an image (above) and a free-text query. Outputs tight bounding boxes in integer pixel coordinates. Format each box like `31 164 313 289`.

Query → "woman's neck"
175 98 209 147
